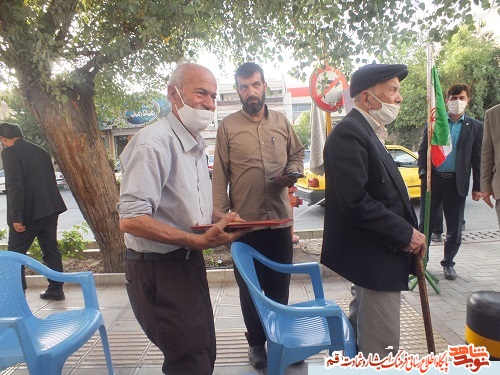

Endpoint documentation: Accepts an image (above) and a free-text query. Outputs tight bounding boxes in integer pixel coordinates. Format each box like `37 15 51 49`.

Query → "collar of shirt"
447 112 465 124
354 105 388 144
167 112 208 155
240 104 269 122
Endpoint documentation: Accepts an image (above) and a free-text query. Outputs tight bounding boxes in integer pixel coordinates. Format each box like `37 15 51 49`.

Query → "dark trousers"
8 213 63 291
234 227 293 347
419 172 466 267
125 250 215 375
433 203 444 234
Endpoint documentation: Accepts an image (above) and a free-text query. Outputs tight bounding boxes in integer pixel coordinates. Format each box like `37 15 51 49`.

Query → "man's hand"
404 228 426 258
13 222 26 232
471 191 483 202
274 170 302 188
202 212 249 249
482 192 495 208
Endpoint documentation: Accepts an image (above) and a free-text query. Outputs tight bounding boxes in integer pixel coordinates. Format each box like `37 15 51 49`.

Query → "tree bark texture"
21 80 126 273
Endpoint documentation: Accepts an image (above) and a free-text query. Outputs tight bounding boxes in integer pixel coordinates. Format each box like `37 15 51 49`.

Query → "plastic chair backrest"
231 243 274 320
0 255 33 320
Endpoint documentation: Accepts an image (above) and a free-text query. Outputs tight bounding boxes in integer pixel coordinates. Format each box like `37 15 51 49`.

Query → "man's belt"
126 248 191 261
432 171 456 179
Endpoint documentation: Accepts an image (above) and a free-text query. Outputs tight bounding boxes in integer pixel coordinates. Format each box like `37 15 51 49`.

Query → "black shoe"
248 346 267 369
443 266 457 280
431 233 442 242
40 289 65 301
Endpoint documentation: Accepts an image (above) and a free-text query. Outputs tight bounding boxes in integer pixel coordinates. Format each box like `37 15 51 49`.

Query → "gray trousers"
348 285 401 357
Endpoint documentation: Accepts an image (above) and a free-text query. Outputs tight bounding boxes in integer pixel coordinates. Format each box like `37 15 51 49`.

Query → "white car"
0 170 66 192
54 172 66 189
0 170 5 193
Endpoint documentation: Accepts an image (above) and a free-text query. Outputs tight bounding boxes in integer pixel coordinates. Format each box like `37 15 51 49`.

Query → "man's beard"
241 93 265 114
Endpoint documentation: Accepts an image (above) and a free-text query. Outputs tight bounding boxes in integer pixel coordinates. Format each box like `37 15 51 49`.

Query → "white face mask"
174 87 213 135
367 92 400 125
447 99 467 116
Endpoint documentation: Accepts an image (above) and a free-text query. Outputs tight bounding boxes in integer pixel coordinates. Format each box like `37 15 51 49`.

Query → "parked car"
0 170 5 193
296 144 420 205
303 149 310 169
54 172 66 189
208 154 214 179
114 160 122 183
0 169 67 191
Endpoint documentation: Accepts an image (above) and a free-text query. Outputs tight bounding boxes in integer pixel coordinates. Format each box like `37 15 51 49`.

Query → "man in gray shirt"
117 63 246 375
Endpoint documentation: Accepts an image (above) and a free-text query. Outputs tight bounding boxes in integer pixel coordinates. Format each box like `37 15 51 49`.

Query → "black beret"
349 63 408 98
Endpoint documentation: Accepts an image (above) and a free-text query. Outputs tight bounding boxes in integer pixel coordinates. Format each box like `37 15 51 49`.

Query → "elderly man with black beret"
320 64 427 357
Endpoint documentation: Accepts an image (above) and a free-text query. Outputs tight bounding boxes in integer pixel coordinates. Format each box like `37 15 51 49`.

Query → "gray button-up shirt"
117 112 212 253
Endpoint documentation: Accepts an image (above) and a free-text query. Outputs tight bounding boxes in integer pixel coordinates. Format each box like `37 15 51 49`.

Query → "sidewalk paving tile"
2 231 499 374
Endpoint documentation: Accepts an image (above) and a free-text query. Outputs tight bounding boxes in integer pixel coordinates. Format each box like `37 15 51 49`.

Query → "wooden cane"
413 253 436 353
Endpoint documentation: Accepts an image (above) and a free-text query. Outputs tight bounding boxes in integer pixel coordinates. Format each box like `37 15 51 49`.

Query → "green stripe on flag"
430 67 449 147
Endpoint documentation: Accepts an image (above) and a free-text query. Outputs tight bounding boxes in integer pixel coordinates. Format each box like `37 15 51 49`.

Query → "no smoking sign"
309 66 348 112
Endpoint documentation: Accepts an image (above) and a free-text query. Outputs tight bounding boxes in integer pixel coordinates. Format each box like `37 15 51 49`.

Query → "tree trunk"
21 80 126 273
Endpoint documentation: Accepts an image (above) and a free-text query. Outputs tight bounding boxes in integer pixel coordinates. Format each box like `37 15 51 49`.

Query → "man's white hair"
167 58 192 88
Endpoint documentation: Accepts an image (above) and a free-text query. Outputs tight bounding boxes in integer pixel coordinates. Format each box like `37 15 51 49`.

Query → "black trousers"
8 213 63 291
419 172 466 267
234 227 293 347
125 250 215 375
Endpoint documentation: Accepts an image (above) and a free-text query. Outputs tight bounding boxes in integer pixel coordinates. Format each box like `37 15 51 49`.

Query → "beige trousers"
348 285 401 357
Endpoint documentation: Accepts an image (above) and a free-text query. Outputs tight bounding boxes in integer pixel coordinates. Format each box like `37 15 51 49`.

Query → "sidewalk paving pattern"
1 230 499 375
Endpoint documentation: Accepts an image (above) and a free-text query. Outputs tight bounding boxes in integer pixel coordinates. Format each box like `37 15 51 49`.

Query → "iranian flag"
429 64 451 167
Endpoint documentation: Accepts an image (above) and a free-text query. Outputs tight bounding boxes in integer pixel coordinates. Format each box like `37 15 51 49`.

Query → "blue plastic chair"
0 251 114 374
231 242 356 375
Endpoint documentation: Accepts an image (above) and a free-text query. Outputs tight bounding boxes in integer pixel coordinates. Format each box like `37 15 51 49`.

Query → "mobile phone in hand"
284 171 305 178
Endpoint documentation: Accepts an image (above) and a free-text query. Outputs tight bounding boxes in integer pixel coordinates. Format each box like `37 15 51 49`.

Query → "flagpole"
413 44 436 354
425 45 433 262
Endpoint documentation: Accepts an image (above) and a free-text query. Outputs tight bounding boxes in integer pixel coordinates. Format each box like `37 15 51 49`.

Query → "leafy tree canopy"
383 24 500 150
1 0 495 111
295 111 311 149
0 89 49 151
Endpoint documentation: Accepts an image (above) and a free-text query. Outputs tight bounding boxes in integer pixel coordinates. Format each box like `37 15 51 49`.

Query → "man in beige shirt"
481 103 500 228
212 62 304 369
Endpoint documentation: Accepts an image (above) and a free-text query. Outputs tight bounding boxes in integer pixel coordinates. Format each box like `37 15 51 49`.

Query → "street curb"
25 229 325 287
26 269 238 287
26 265 334 287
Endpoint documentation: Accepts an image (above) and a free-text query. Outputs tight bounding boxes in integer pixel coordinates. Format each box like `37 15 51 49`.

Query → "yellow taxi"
296 145 420 205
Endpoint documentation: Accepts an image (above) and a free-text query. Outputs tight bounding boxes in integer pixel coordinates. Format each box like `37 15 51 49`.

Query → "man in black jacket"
0 122 67 300
418 83 483 281
321 64 426 357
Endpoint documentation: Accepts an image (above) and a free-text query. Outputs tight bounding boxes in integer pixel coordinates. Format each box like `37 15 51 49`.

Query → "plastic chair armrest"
252 252 325 299
0 317 38 360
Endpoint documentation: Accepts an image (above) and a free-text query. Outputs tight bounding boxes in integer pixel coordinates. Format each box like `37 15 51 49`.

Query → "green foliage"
28 223 91 262
0 90 48 152
294 111 311 149
202 248 223 268
0 0 492 108
0 228 7 241
383 25 500 150
438 26 500 120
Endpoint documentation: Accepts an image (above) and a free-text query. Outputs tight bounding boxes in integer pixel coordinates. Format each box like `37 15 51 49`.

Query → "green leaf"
184 5 196 15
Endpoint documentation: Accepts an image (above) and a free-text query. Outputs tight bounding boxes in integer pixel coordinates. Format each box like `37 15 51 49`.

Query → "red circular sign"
309 66 348 112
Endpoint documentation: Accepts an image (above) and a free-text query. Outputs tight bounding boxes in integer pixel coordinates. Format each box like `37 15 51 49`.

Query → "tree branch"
40 0 78 45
